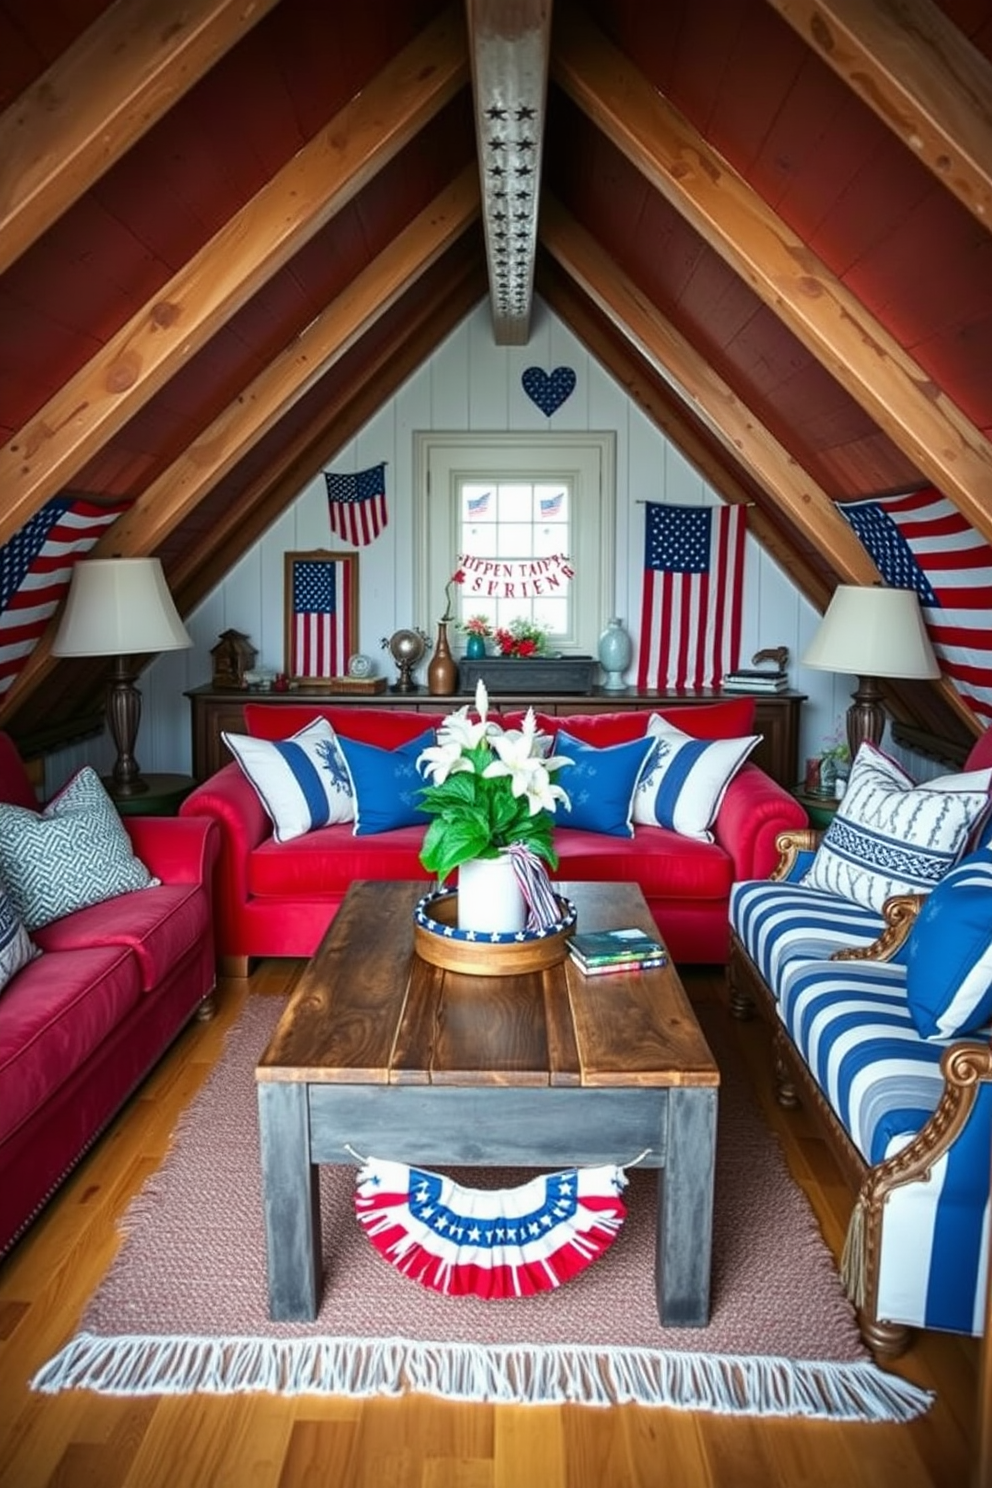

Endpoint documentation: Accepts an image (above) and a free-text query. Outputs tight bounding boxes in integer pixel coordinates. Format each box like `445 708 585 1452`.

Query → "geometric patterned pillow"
223 718 354 843
904 847 992 1039
0 884 37 991
0 767 157 931
801 743 992 914
632 714 759 842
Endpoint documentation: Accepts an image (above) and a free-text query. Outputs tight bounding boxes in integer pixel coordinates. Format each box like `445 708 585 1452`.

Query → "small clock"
347 653 373 679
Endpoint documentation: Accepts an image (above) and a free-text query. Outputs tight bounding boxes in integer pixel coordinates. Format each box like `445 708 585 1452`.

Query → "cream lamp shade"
802 585 940 758
53 558 192 796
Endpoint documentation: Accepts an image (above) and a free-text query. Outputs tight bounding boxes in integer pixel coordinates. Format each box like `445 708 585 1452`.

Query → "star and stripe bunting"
637 502 746 692
838 487 992 725
355 1158 627 1299
0 496 128 697
323 463 388 547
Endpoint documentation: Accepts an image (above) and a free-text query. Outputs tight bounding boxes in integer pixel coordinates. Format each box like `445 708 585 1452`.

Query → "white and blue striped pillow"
905 847 992 1039
802 744 991 914
632 714 758 841
223 718 353 843
0 886 36 992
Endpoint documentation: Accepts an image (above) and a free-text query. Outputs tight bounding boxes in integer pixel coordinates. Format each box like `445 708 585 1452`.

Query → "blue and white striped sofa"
729 830 992 1359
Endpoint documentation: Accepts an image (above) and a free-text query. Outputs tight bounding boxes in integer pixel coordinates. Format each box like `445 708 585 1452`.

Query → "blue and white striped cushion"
632 715 758 842
801 743 991 913
904 848 992 1039
223 719 354 843
776 957 967 1165
730 879 886 989
0 886 36 991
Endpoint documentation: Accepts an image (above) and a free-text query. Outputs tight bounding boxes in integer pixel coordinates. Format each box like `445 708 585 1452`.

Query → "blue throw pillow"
905 847 992 1039
552 730 655 838
337 729 436 836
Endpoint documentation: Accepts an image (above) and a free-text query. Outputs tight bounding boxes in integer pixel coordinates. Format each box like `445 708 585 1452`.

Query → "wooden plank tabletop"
257 880 718 1091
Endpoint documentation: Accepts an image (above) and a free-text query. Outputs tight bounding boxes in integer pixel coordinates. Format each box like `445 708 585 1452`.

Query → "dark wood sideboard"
186 685 805 790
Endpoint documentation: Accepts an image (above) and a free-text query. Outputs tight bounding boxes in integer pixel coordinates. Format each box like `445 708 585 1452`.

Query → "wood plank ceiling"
0 0 990 753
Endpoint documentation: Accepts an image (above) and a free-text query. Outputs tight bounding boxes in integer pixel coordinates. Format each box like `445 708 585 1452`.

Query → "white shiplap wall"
45 296 867 792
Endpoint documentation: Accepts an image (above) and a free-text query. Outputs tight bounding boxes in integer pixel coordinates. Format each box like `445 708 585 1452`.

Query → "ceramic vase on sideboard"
597 617 632 691
427 621 458 695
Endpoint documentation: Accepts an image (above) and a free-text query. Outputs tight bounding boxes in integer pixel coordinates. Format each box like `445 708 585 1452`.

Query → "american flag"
637 502 746 691
323 463 387 547
839 486 992 725
290 557 351 679
467 491 490 516
0 496 127 697
540 492 564 518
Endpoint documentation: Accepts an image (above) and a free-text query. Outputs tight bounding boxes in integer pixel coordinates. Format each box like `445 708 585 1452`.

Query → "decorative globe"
387 628 426 692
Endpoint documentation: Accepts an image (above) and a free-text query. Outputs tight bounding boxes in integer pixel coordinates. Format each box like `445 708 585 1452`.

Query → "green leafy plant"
416 681 571 883
493 617 548 657
459 613 493 638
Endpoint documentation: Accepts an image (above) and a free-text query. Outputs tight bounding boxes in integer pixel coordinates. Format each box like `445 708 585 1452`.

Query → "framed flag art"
284 550 358 683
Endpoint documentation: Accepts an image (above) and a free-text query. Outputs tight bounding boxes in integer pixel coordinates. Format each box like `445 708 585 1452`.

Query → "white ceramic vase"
457 854 526 934
597 617 632 691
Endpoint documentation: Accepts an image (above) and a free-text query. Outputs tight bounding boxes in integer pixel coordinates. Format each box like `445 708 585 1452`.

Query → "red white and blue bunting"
355 1159 628 1299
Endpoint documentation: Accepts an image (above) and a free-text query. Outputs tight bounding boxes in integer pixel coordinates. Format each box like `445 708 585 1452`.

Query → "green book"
568 927 666 967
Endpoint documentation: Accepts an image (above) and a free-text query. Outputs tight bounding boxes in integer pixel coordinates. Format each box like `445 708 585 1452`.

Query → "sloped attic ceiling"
1 0 990 757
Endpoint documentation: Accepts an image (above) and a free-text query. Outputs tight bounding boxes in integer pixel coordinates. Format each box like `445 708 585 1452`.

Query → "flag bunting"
838 486 992 726
637 502 746 691
355 1158 628 1299
324 463 388 547
0 496 129 697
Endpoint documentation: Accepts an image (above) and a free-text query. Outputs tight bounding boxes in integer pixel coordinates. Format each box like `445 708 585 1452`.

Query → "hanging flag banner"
456 551 573 601
838 486 992 726
324 463 388 547
637 502 746 692
355 1158 627 1299
0 495 129 697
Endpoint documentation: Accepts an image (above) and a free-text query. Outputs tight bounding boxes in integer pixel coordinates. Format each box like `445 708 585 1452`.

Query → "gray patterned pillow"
801 744 991 913
0 884 37 990
0 767 157 931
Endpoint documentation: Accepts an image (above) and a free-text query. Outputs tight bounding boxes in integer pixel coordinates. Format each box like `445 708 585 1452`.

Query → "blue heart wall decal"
522 366 576 416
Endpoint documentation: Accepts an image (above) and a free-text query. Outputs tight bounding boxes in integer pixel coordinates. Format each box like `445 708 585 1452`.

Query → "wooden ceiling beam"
0 173 480 718
537 259 832 612
766 0 992 228
465 0 551 344
540 195 880 586
0 4 468 552
553 6 992 544
0 0 279 275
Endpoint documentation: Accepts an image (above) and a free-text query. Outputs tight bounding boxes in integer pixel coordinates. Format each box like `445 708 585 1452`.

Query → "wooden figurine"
211 629 257 689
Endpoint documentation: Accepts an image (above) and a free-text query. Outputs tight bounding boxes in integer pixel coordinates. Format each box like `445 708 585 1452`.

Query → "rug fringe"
31 1332 932 1422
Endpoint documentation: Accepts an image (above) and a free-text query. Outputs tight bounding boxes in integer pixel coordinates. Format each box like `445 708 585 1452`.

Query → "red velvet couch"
179 697 806 971
0 734 220 1258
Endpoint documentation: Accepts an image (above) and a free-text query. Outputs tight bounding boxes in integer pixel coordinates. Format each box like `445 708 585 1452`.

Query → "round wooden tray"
412 888 577 977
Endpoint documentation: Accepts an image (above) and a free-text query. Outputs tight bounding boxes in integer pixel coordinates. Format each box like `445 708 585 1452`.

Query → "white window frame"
414 432 616 655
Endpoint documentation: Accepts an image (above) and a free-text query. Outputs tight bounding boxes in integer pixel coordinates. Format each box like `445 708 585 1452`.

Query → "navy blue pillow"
553 730 656 838
337 729 435 836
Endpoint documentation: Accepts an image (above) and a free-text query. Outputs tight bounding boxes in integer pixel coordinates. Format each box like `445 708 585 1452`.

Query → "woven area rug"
33 995 931 1420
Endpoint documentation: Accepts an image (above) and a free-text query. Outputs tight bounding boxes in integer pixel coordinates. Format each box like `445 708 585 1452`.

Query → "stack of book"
721 667 789 693
566 927 668 976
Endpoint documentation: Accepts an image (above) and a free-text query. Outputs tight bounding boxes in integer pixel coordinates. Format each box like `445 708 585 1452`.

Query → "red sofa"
0 734 220 1258
179 697 806 971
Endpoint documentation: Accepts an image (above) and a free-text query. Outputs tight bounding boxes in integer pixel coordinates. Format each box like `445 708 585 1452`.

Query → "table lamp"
801 585 940 758
52 557 192 797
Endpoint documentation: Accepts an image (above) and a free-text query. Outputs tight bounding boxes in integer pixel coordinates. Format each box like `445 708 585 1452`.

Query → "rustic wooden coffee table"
255 880 720 1325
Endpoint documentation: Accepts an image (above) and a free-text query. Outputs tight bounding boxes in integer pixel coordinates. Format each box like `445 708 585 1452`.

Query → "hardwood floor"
0 961 980 1488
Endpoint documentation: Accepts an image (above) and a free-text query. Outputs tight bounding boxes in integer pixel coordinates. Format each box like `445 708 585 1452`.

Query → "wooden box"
459 655 597 696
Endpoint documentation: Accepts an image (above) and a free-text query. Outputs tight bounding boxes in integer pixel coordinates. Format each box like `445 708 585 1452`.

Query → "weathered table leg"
257 1082 321 1321
655 1086 718 1326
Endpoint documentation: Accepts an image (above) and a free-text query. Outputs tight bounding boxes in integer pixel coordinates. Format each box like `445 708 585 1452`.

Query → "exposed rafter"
0 7 468 551
767 0 992 227
553 4 992 547
465 0 550 344
0 0 280 275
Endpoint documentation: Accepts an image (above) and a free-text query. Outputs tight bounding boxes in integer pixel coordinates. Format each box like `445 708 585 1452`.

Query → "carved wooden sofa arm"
830 894 926 964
